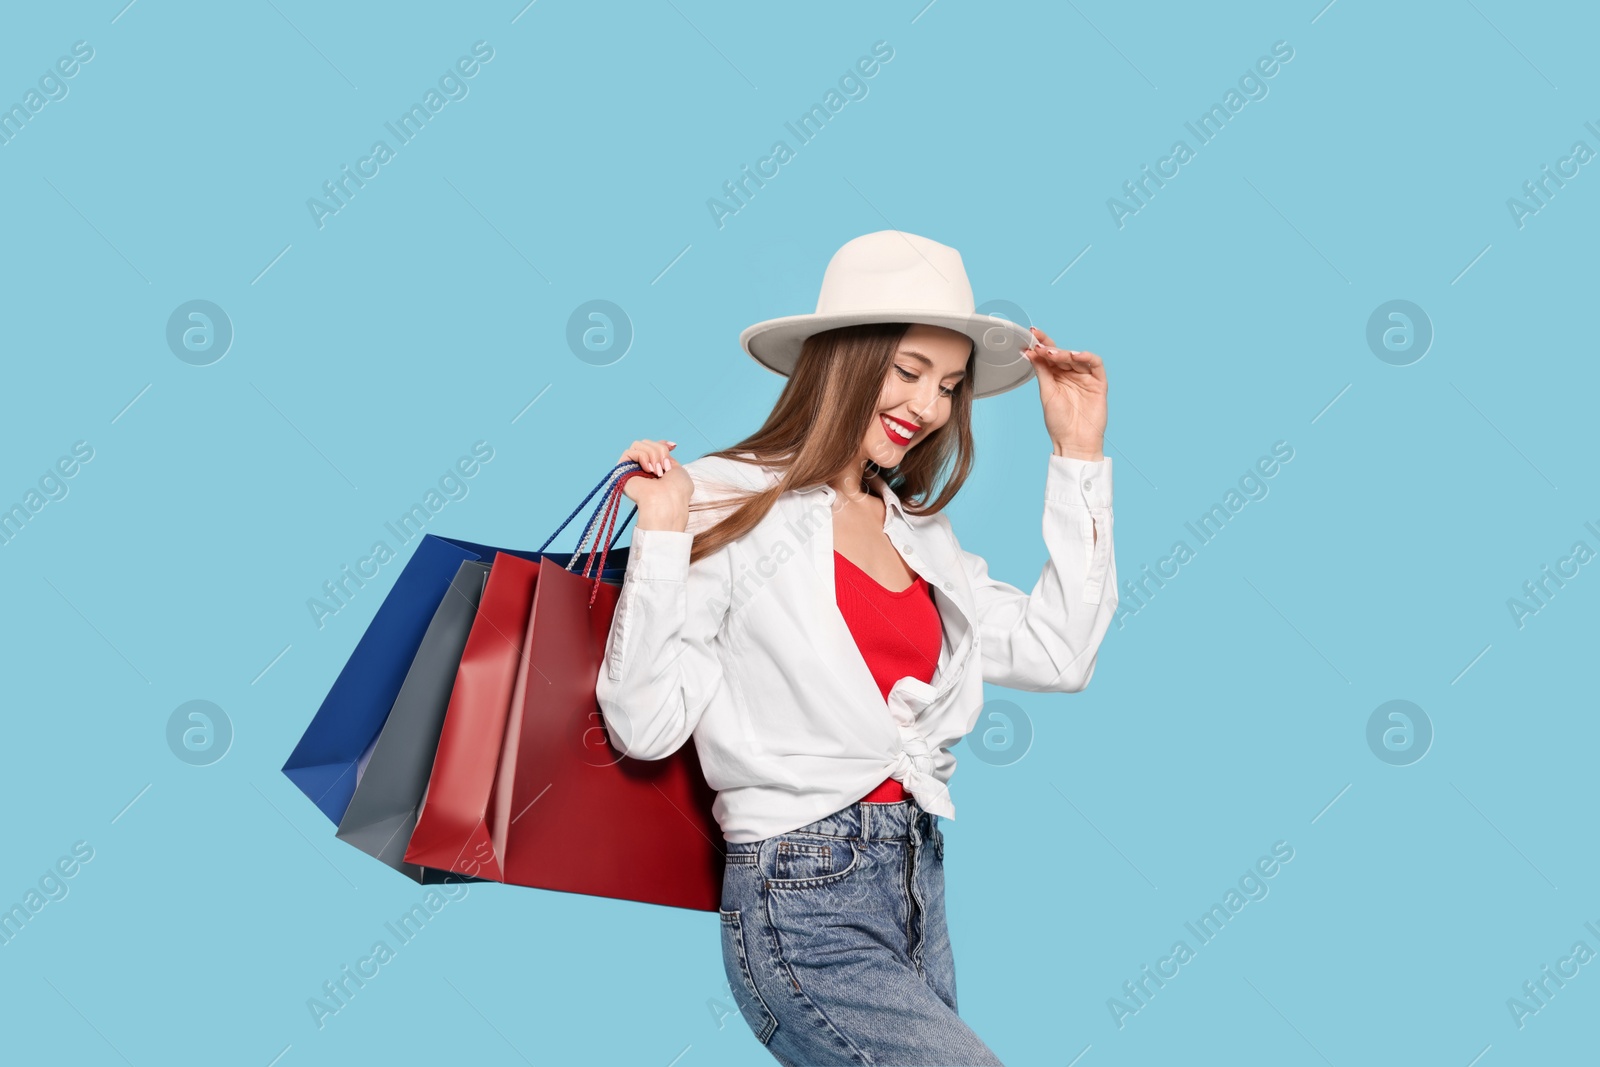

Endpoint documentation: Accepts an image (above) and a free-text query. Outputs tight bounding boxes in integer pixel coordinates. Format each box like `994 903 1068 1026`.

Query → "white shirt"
594 450 1118 843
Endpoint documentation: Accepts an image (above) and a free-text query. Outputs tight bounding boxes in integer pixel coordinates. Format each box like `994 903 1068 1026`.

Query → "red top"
833 549 942 804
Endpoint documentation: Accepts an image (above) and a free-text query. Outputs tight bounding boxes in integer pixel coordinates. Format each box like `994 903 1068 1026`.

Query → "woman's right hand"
618 440 692 508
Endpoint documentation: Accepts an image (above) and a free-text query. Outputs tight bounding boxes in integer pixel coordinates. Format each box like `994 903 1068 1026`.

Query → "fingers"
1060 349 1105 382
619 439 678 477
1023 327 1104 379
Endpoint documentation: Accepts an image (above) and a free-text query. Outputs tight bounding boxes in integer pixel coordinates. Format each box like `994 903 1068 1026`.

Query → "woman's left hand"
1022 326 1107 460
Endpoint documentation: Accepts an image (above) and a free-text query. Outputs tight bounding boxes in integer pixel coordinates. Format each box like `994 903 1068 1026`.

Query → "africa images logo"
306 41 495 229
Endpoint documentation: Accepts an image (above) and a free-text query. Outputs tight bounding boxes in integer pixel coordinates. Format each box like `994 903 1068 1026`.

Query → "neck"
828 457 879 506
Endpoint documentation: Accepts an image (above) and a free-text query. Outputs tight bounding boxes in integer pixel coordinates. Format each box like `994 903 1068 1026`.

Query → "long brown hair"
686 322 976 565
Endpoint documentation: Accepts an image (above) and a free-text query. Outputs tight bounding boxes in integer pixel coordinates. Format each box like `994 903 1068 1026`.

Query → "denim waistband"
726 798 937 850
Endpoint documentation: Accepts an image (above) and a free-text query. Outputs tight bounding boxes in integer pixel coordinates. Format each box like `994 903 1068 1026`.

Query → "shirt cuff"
625 528 693 582
1045 453 1113 509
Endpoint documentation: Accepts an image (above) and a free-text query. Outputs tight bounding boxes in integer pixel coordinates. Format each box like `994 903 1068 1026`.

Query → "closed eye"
896 365 956 397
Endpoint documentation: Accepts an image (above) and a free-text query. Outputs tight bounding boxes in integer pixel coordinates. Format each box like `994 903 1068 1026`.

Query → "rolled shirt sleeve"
946 452 1118 693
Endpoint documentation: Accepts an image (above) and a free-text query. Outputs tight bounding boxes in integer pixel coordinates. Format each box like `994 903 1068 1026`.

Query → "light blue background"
1 1 1595 1064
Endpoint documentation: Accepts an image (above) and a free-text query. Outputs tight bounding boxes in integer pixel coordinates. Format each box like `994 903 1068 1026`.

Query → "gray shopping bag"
334 559 493 884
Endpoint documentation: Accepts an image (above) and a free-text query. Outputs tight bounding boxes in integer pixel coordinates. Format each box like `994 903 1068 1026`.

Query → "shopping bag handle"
538 461 641 555
563 463 636 572
534 461 647 607
564 463 643 575
572 469 651 605
566 463 646 575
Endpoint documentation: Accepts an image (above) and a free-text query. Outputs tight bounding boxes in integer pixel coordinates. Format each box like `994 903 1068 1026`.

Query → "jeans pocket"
774 839 833 881
719 908 778 1045
766 833 860 889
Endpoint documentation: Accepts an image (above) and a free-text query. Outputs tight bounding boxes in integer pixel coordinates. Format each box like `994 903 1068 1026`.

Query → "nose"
910 383 940 419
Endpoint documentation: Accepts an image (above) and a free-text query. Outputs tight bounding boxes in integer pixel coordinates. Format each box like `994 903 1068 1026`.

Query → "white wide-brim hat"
739 230 1036 400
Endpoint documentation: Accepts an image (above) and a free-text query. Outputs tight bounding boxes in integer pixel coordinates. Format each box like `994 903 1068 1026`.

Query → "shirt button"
901 543 913 554
1083 479 1093 492
942 580 953 591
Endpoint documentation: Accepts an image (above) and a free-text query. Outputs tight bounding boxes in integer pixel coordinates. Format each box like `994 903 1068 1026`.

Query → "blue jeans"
719 797 1005 1065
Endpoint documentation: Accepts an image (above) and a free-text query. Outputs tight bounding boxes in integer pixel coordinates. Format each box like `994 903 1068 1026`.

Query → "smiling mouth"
880 414 917 445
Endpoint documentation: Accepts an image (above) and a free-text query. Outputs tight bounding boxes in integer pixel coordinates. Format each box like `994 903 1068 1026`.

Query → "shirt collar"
737 452 910 522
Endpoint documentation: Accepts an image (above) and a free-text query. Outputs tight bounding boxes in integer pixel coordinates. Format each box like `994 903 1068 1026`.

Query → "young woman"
596 230 1117 1065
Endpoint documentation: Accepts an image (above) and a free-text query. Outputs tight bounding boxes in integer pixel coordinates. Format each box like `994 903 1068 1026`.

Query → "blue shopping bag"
282 464 643 824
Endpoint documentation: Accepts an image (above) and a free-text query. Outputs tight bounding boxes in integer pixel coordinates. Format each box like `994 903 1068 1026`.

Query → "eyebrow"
898 349 967 379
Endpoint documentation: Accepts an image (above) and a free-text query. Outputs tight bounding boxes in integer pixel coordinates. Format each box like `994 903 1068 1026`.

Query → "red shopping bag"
403 463 628 880
401 549 540 880
406 465 723 910
493 544 722 910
